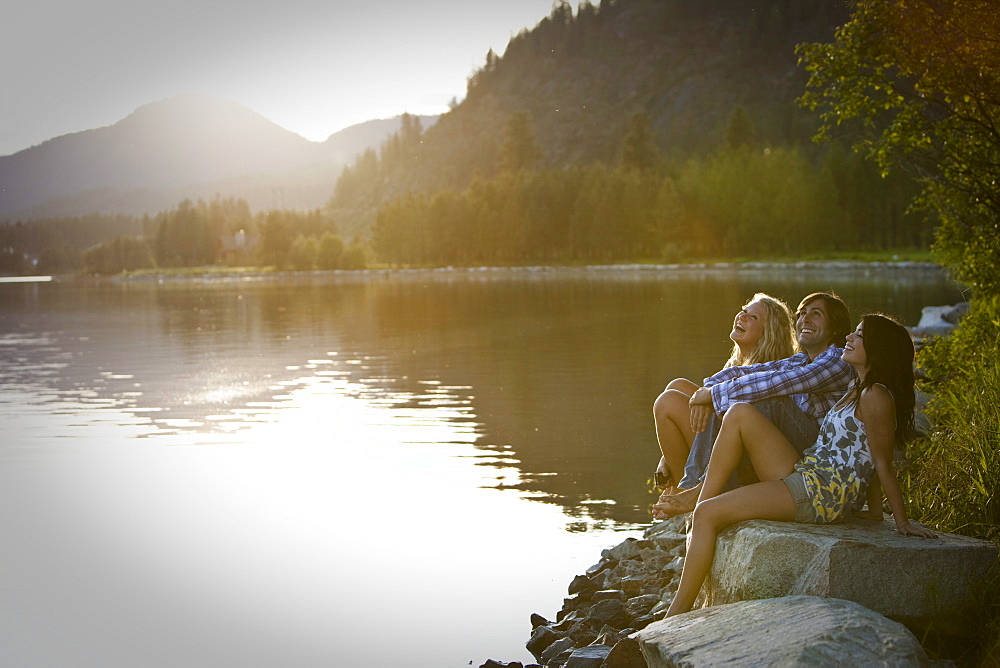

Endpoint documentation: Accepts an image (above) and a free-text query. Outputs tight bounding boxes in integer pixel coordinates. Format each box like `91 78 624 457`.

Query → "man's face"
796 298 832 356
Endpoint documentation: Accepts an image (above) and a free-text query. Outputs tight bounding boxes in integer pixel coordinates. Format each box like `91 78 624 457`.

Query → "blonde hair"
723 293 796 368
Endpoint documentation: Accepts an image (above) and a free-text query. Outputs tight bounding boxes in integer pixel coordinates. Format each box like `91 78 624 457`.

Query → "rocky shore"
480 515 689 668
479 508 994 667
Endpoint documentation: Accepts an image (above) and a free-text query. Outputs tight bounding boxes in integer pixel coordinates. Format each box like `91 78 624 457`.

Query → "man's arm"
702 354 804 387
708 346 853 415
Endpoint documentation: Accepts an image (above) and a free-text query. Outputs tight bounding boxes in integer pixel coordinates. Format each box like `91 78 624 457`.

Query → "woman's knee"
722 402 764 426
654 389 688 421
666 378 697 393
692 497 725 531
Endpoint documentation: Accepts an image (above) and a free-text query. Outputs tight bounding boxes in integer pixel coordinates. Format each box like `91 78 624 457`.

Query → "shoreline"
78 259 951 285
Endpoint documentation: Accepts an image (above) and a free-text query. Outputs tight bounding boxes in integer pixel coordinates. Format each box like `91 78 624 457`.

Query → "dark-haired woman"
664 313 936 619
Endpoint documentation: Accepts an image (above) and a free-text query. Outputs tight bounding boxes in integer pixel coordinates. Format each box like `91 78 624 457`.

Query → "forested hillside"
333 0 933 262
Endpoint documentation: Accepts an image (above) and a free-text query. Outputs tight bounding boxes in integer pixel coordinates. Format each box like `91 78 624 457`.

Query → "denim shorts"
782 471 823 524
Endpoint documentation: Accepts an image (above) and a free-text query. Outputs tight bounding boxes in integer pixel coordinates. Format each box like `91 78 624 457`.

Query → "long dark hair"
853 313 916 448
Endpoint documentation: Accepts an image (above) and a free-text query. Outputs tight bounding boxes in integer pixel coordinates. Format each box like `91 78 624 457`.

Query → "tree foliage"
619 112 661 171
330 0 851 236
370 141 928 266
81 236 156 274
798 0 1000 294
0 197 362 275
498 111 543 173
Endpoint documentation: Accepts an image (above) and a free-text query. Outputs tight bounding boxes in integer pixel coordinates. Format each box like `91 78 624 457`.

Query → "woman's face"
730 301 768 350
842 322 867 368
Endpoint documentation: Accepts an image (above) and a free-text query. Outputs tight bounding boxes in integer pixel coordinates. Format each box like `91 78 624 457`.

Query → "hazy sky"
1 0 556 156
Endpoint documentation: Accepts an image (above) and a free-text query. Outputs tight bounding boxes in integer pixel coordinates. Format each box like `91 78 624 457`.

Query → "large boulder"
698 517 996 636
635 595 929 666
909 302 969 339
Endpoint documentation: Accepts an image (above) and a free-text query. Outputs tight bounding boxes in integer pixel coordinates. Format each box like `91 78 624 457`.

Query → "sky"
1 0 557 156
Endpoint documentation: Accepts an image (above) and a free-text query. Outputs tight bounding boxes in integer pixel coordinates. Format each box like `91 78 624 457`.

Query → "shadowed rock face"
636 595 930 667
698 517 997 636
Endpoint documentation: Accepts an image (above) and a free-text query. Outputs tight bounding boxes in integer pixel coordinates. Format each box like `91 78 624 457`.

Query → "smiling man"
653 292 855 518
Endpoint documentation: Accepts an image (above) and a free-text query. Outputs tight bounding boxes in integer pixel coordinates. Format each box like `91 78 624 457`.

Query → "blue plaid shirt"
704 345 854 423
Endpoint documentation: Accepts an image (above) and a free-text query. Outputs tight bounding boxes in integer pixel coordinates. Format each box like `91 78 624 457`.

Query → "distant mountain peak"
0 98 437 221
114 93 301 142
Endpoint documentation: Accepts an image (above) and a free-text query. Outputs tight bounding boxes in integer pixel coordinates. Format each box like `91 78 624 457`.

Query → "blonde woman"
653 293 796 495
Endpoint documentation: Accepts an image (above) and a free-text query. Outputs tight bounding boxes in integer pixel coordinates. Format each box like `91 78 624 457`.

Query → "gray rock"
591 589 626 602
648 600 671 618
563 644 612 667
699 518 997 636
565 620 599 648
625 594 661 617
593 625 630 647
586 559 616 576
603 538 643 562
589 598 630 627
643 515 688 538
526 625 559 658
662 556 684 573
602 637 648 667
635 595 929 666
541 637 575 662
530 613 550 629
621 574 647 596
554 611 582 631
568 574 596 596
631 614 655 630
636 552 668 572
942 302 969 324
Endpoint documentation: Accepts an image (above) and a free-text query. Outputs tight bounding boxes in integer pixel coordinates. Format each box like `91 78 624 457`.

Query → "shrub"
906 296 1000 541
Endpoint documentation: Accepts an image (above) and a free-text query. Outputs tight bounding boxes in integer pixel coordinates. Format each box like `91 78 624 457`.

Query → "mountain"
330 0 851 233
0 93 437 221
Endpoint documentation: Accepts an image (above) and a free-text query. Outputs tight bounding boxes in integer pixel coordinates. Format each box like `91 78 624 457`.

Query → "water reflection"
0 268 965 666
0 268 965 523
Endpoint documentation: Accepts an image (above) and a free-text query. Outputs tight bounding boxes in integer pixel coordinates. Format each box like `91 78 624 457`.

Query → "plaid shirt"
704 345 854 423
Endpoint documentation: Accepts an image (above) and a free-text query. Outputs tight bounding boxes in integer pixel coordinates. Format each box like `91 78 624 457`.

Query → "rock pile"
479 515 688 668
480 507 994 667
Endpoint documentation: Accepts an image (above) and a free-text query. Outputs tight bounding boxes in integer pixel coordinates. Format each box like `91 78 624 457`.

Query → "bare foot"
651 483 701 520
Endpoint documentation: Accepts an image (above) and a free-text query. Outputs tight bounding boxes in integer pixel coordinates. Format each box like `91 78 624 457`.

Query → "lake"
0 265 964 667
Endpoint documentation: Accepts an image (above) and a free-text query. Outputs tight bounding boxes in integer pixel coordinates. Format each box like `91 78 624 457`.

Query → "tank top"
793 390 878 523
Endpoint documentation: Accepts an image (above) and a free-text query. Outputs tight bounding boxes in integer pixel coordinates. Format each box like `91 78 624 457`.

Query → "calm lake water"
0 266 963 667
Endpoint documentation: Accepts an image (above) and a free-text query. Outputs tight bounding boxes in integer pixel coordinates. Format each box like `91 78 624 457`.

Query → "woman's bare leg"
699 402 802 502
653 402 799 518
666 480 796 617
652 378 699 489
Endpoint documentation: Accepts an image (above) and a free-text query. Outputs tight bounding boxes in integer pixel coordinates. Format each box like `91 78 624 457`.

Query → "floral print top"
794 392 876 524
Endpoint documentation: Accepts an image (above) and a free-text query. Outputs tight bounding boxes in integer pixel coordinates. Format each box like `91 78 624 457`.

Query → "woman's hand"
689 387 712 405
896 520 936 538
689 404 713 434
654 457 672 491
688 387 714 433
